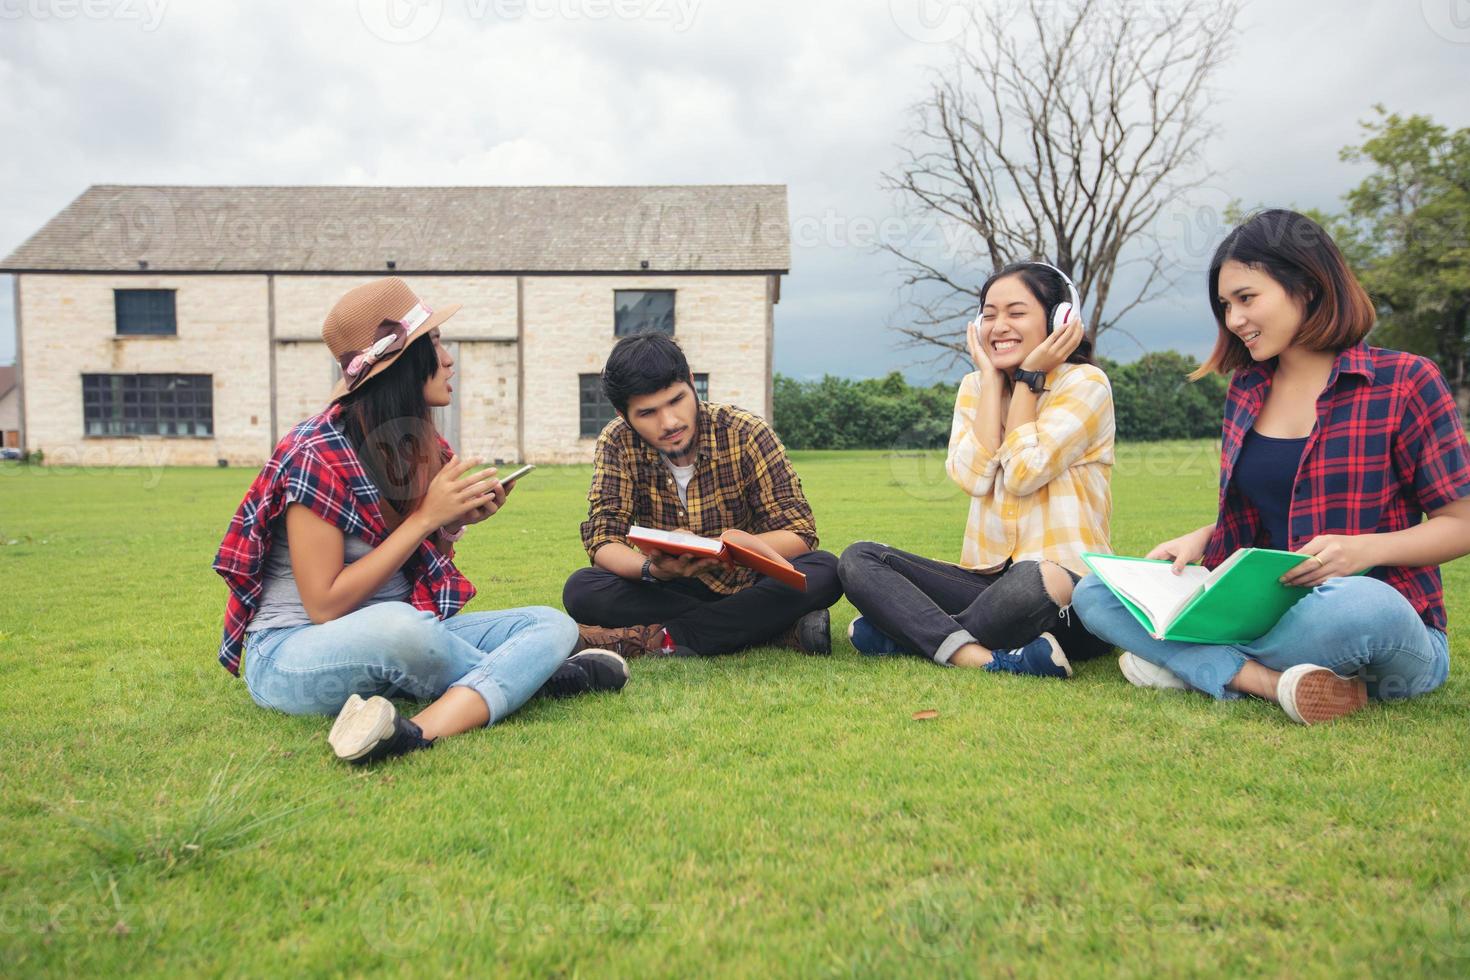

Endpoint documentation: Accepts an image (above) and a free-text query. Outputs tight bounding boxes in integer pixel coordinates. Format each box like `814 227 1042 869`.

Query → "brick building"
0 365 18 449
1 184 790 465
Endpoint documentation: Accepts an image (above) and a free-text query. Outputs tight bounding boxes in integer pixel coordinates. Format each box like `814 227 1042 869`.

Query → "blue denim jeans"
1072 574 1450 701
243 601 577 722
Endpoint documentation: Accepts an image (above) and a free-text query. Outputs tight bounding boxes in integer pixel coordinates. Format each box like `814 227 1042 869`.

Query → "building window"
613 290 675 337
114 289 177 336
82 374 213 437
580 373 708 438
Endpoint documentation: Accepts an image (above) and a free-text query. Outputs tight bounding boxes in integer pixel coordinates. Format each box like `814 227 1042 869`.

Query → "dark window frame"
82 373 214 438
613 289 676 337
579 372 708 438
114 289 178 336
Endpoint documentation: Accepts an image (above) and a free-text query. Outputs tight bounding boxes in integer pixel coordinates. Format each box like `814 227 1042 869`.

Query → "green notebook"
1080 548 1319 644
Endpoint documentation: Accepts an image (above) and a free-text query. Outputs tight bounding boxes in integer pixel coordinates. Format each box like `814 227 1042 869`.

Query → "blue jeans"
1072 575 1450 701
243 602 577 722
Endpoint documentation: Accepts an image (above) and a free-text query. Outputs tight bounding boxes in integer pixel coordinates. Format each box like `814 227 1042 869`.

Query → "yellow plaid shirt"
580 401 819 594
944 362 1114 576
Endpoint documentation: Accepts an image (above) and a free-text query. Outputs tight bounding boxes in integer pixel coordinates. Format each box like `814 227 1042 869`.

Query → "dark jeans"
837 541 1111 665
562 551 843 656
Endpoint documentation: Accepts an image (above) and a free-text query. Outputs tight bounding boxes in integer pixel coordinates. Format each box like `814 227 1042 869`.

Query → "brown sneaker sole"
575 624 666 658
1284 668 1368 725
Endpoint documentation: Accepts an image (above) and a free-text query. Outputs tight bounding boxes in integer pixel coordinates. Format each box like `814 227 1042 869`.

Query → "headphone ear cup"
1051 302 1075 334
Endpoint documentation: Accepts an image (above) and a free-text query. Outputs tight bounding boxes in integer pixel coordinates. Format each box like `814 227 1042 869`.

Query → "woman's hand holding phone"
414 455 503 536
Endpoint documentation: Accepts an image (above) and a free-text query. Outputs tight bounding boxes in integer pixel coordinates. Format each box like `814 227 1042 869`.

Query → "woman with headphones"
1073 210 1470 723
838 261 1115 677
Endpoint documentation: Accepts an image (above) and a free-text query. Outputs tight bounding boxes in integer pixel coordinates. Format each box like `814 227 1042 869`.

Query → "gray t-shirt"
247 517 413 631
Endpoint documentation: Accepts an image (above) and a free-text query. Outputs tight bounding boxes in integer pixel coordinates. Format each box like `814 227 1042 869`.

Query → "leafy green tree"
1329 108 1470 407
772 360 1224 449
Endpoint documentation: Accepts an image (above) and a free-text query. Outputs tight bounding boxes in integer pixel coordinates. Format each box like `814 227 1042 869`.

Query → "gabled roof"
1 184 790 274
0 365 16 400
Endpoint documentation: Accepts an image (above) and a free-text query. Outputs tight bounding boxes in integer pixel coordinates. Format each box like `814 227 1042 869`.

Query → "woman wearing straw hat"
214 277 627 765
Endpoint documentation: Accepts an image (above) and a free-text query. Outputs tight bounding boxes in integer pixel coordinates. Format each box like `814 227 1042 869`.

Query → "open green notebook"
1080 549 1318 644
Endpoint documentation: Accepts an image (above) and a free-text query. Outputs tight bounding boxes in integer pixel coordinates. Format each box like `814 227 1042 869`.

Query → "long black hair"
337 334 442 517
976 261 1097 367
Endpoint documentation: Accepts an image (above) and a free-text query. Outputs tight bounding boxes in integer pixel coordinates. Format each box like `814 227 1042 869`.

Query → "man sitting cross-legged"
563 332 842 657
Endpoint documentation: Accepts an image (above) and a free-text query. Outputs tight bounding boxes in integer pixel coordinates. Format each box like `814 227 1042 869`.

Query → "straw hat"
322 277 461 401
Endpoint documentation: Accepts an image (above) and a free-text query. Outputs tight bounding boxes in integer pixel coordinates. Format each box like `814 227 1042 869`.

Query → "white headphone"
1025 261 1082 334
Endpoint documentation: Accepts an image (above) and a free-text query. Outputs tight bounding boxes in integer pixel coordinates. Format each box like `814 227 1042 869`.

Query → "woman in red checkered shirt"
215 278 626 765
1074 209 1470 724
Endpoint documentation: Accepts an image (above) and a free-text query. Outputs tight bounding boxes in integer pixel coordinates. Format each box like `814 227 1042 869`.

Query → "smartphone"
500 463 535 488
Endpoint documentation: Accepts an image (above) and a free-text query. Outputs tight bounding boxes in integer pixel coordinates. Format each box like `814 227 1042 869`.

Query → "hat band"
339 302 434 392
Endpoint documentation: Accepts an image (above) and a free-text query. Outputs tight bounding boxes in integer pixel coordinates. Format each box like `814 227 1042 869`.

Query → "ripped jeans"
837 542 1112 665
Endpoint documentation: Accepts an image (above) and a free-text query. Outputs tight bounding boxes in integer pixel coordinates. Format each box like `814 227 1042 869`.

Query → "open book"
627 526 807 591
1080 549 1318 644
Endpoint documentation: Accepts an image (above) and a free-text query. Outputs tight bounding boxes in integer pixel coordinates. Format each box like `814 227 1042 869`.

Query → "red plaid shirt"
212 404 475 675
1204 342 1470 630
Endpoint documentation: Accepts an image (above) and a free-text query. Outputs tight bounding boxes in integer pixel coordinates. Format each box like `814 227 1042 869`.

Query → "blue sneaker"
847 616 905 655
983 633 1072 679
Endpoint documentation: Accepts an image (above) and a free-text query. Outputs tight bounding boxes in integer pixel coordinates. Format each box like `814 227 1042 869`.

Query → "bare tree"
884 0 1241 364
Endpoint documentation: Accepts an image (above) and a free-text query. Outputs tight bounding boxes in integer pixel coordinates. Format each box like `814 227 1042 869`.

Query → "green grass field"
3 444 1469 977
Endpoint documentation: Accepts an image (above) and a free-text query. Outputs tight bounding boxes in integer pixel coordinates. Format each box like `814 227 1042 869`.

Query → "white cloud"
1 0 1467 380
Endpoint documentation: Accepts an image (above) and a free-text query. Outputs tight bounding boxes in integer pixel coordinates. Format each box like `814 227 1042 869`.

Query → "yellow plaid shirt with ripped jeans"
944 362 1115 576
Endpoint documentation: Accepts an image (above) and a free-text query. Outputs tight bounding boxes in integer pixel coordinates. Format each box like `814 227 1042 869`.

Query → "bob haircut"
1193 208 1376 379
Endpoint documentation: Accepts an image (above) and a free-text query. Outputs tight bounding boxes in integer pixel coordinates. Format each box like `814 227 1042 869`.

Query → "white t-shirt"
664 457 696 507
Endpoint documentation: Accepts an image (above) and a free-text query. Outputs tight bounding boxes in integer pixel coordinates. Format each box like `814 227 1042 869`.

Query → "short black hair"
601 332 693 415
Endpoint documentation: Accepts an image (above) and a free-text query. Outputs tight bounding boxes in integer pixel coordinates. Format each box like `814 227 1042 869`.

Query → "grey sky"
1 0 1467 382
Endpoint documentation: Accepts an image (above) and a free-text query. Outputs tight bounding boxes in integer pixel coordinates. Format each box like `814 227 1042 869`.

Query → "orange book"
626 526 807 592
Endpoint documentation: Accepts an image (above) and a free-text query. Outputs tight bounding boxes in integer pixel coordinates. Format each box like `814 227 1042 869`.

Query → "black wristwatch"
1013 367 1048 394
641 557 658 584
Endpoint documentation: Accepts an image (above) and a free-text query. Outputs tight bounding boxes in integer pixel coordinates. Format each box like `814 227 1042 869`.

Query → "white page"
1086 556 1210 634
628 525 723 555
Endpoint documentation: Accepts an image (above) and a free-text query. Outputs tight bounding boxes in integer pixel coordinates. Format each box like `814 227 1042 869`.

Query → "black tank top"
1234 428 1309 549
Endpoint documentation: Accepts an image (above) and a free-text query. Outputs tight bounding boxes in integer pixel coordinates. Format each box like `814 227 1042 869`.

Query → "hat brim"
328 302 462 403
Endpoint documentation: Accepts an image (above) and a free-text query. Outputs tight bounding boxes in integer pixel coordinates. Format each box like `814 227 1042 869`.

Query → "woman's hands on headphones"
1019 317 1086 375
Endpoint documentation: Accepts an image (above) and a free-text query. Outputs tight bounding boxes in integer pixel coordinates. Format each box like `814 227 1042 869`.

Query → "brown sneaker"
1277 664 1369 725
575 623 694 658
777 609 832 655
